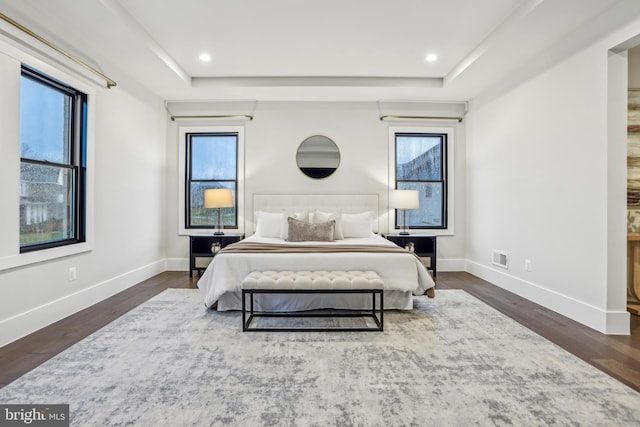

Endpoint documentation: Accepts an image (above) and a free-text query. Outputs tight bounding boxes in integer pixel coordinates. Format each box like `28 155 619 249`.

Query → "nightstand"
383 233 437 277
189 233 243 277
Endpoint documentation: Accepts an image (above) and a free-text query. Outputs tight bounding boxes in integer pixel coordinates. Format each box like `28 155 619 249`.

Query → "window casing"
394 132 448 230
185 132 238 229
19 66 87 252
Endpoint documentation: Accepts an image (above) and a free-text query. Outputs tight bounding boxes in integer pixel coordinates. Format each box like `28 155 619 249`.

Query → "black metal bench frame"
241 288 384 332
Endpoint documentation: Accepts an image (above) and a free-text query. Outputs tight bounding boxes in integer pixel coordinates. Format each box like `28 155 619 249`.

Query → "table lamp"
204 188 234 235
390 190 419 235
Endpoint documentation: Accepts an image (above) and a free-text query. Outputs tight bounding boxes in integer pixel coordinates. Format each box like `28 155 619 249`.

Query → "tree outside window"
20 67 87 252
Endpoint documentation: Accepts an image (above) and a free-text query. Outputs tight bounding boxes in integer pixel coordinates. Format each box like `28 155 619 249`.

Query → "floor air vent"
492 250 509 269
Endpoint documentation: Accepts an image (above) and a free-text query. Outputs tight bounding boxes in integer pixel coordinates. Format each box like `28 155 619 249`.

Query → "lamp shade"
204 188 234 209
390 190 419 210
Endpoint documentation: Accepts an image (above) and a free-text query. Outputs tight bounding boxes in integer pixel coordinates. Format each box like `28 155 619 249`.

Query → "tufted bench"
241 270 384 332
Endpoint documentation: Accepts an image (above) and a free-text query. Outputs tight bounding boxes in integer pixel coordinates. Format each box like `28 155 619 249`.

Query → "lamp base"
398 209 411 236
214 208 225 235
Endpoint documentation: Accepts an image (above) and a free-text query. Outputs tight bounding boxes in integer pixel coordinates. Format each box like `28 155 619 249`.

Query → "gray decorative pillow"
286 217 335 242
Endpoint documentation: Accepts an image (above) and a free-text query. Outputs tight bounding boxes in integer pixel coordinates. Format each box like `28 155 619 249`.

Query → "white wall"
0 45 167 346
465 18 640 334
165 101 466 270
629 50 640 88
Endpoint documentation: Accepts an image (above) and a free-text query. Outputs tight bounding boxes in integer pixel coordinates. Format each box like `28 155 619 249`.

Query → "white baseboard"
465 260 630 335
437 258 465 272
165 258 188 271
0 260 166 347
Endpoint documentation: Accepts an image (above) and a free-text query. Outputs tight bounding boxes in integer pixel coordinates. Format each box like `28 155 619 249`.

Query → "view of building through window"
186 133 238 228
395 133 447 229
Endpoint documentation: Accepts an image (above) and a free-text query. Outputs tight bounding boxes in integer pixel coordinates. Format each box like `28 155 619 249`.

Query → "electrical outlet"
68 267 77 281
524 259 532 272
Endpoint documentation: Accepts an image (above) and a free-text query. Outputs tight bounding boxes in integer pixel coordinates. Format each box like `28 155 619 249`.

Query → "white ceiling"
1 0 640 101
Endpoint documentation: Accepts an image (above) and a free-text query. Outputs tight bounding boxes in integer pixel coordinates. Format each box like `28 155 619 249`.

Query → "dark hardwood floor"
1 271 640 393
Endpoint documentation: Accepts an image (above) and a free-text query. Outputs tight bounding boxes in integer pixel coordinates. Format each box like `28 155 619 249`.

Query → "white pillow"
254 211 283 238
280 210 309 240
313 209 343 240
341 211 375 238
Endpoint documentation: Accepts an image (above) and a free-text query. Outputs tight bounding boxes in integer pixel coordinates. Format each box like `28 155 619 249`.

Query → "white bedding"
196 235 435 311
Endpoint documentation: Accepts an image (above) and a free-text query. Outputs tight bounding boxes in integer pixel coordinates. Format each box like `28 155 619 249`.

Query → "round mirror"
296 135 340 179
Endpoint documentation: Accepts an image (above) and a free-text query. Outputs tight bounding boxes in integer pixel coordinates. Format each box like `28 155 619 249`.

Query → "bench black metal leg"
380 291 384 331
242 290 247 331
250 290 254 315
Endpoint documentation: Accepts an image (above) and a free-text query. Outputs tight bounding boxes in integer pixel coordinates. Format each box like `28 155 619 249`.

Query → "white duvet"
197 235 435 310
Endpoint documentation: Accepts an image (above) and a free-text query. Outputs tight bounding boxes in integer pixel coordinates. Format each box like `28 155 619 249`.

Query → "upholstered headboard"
252 193 379 233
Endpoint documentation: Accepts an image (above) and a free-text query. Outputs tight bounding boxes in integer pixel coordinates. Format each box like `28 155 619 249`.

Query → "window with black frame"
185 133 238 229
395 132 447 229
19 66 87 252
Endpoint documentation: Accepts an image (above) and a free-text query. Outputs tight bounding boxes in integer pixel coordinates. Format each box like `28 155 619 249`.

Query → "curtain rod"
170 115 253 121
0 12 117 89
379 115 463 122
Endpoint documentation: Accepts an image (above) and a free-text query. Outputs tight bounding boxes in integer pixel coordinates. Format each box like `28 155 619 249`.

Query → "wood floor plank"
592 358 640 391
1 271 639 394
600 336 640 364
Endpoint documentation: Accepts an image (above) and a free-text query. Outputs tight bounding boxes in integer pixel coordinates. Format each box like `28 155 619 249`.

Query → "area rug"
1 289 639 426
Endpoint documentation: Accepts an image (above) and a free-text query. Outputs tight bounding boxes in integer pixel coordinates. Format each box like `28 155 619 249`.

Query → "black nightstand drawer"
382 233 437 277
189 234 243 277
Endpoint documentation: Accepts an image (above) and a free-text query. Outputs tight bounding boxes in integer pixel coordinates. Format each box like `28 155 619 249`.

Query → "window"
185 132 238 229
394 132 447 229
19 66 87 252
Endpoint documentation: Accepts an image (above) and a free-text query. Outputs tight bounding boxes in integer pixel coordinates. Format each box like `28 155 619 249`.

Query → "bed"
196 194 436 311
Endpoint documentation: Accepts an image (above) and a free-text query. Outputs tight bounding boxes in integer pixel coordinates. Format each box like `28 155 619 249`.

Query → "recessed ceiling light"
425 54 438 62
199 53 212 62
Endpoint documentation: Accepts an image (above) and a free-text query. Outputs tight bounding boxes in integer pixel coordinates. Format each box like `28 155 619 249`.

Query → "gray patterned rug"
1 289 639 426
